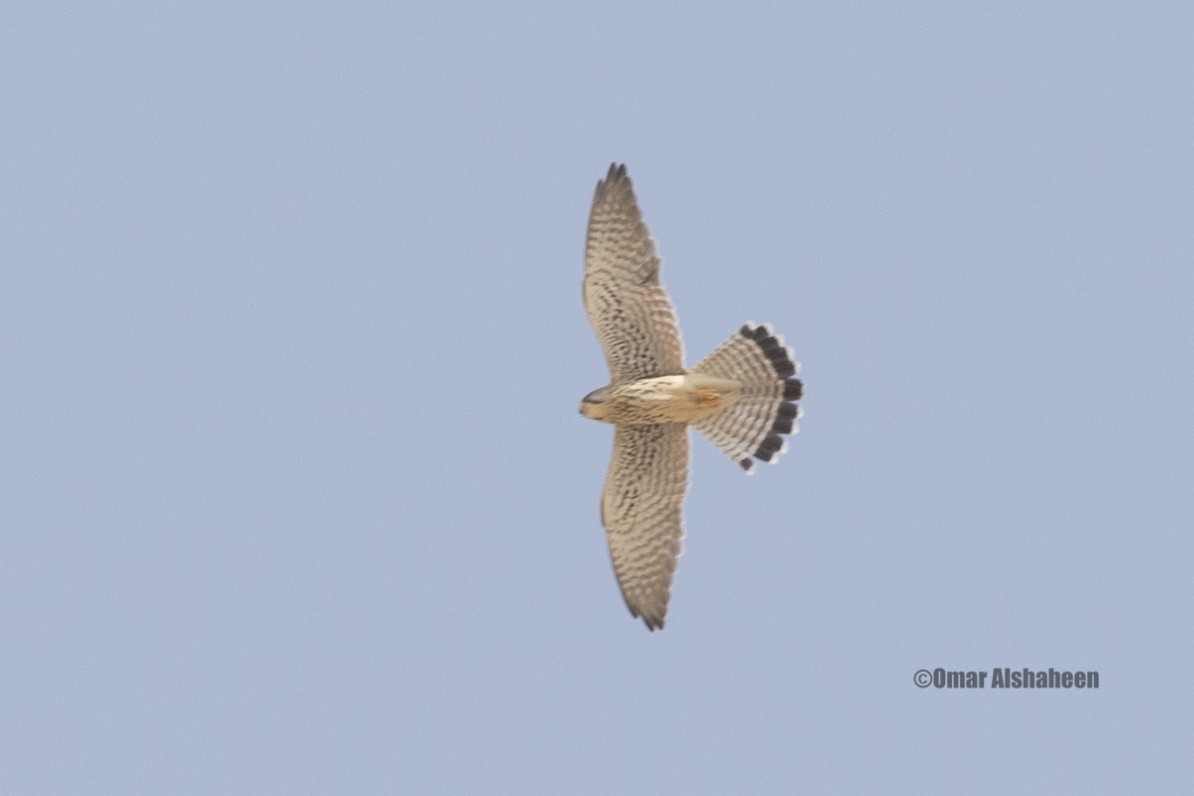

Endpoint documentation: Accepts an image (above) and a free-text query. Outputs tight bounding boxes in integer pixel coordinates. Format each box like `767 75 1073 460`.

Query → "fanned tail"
691 323 803 473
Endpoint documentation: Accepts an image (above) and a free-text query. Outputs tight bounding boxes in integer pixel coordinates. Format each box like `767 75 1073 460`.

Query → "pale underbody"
580 374 743 426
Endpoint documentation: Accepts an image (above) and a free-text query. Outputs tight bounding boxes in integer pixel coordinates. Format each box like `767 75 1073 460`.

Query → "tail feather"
692 323 802 473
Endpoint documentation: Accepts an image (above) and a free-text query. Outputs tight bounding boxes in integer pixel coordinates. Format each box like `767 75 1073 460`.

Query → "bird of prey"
580 163 803 630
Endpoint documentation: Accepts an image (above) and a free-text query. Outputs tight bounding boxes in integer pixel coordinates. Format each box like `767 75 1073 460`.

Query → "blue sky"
3 2 1192 793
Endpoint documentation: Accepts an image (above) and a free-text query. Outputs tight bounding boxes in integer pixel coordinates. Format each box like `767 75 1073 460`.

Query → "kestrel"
580 163 803 630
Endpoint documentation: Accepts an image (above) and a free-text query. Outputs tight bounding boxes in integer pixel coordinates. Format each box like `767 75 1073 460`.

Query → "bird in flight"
580 163 803 630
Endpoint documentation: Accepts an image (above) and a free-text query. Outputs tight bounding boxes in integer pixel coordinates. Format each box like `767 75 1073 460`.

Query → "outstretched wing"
601 423 689 630
583 163 685 383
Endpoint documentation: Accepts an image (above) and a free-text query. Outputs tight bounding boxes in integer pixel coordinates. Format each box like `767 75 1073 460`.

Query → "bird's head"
579 386 613 422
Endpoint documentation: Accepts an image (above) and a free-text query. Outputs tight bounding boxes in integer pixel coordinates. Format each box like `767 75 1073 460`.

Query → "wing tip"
597 162 630 192
625 599 667 631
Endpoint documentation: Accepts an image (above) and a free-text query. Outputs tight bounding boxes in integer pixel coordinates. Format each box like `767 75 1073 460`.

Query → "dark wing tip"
627 603 665 631
603 162 628 185
593 163 631 202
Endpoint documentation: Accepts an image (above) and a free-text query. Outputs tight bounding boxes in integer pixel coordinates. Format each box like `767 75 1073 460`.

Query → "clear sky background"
4 3 1192 793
